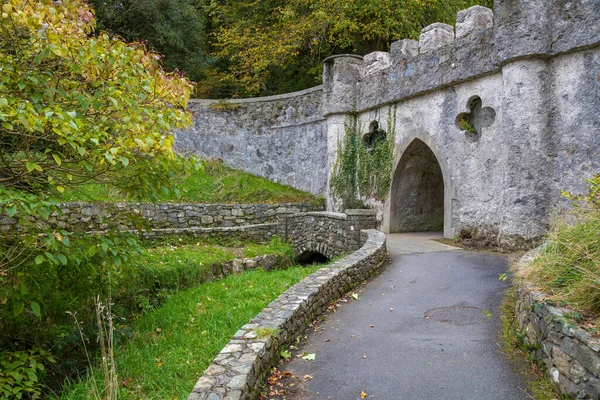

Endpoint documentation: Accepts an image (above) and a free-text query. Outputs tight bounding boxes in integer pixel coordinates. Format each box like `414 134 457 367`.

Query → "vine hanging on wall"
330 106 397 209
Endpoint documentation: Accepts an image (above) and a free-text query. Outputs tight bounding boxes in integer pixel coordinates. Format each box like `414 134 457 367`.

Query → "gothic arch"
383 133 455 238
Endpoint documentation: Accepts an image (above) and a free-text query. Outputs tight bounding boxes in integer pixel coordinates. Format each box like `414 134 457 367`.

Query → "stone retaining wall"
516 252 600 398
175 86 327 195
0 202 322 233
188 227 386 399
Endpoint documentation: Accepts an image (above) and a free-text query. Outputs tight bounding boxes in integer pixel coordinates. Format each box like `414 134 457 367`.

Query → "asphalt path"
279 233 528 400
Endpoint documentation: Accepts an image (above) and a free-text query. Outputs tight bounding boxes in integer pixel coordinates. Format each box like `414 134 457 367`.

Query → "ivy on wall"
330 106 397 209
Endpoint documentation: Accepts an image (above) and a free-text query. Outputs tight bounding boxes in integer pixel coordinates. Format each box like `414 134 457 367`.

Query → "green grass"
60 266 320 400
60 160 320 205
115 237 294 315
519 210 600 320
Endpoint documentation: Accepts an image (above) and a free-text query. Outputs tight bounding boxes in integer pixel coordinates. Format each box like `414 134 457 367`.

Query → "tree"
0 0 197 389
207 0 494 97
89 0 212 85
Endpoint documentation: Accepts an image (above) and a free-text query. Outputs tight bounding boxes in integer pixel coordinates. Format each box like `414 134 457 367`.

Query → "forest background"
90 0 494 98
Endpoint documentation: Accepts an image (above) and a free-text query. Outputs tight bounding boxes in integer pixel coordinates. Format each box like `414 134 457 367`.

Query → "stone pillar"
322 55 364 211
345 209 377 251
499 59 553 247
493 0 551 64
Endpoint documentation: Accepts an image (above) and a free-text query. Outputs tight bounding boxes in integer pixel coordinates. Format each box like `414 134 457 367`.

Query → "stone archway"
389 138 445 233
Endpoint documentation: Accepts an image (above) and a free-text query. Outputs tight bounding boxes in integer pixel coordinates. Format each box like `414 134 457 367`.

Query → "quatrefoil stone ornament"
455 96 496 140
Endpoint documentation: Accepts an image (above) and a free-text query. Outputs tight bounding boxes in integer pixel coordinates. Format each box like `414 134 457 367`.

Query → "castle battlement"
324 2 600 115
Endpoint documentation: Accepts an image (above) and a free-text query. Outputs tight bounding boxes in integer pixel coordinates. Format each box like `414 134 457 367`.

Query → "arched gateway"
384 135 454 238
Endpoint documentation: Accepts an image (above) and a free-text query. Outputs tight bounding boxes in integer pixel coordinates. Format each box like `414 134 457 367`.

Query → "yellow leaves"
2 4 12 13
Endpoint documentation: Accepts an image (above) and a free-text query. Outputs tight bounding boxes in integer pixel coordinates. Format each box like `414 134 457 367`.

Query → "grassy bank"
117 237 294 315
517 175 600 326
60 265 320 399
59 160 320 205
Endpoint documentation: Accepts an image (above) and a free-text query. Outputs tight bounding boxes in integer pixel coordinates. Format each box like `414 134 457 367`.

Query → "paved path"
280 233 528 400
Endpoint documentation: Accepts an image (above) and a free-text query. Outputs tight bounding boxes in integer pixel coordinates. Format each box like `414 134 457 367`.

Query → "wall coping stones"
188 85 324 105
344 209 377 216
515 250 600 398
188 222 387 400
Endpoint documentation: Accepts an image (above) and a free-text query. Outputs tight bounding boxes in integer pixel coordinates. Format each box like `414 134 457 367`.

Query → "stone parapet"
187 229 387 400
350 2 600 112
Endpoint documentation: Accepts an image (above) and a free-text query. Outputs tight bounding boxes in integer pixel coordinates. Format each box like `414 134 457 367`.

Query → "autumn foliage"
0 0 197 394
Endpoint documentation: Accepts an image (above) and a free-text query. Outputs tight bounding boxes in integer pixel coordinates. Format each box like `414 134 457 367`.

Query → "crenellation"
419 22 455 54
390 39 419 60
455 5 493 40
363 51 392 75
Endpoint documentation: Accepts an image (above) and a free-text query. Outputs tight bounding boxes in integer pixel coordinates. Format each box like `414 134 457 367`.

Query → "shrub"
0 0 197 392
0 349 55 399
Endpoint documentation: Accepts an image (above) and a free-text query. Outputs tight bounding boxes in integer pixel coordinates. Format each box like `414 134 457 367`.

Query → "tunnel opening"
390 139 444 233
295 251 330 266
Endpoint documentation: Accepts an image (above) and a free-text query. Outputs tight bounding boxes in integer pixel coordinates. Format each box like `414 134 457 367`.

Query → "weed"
255 327 278 338
61 266 320 399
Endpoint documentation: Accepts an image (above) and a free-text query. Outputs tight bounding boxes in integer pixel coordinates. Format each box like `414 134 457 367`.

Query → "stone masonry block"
363 51 392 75
390 39 419 59
456 5 493 39
419 23 454 54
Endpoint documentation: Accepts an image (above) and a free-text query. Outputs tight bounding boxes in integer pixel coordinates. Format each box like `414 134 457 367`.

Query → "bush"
0 349 55 399
0 0 196 393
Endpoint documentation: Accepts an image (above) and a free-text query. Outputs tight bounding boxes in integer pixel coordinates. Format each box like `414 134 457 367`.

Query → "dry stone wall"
516 252 600 398
0 202 322 233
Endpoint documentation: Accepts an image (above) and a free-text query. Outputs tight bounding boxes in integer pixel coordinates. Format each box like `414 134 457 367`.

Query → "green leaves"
30 302 41 318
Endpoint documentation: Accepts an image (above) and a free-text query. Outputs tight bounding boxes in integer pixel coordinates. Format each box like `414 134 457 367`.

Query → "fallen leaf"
362 355 367 359
304 374 313 380
361 391 367 398
283 371 292 377
351 293 359 300
302 353 316 361
280 349 292 359
369 325 375 328
390 308 394 311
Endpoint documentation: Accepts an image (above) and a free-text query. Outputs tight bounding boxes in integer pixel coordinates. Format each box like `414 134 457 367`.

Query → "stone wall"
138 224 277 244
188 228 387 400
177 0 600 249
515 252 600 398
0 202 322 233
174 87 327 195
277 209 378 258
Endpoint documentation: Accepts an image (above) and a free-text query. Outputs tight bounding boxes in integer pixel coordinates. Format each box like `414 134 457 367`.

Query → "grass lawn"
115 236 294 315
60 266 319 399
59 160 320 205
